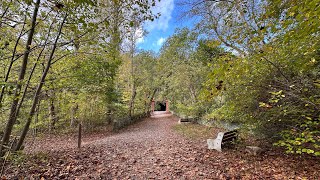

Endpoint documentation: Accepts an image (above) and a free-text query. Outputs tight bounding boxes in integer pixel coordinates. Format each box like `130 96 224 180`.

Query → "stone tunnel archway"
151 99 169 113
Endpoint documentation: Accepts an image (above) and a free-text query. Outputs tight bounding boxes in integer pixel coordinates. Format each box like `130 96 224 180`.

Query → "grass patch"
5 151 49 166
173 123 217 140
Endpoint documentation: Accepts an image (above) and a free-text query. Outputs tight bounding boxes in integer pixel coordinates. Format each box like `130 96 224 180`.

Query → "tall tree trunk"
14 13 67 151
128 21 137 118
0 0 41 157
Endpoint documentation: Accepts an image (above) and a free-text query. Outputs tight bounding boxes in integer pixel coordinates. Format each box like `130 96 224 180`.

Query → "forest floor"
1 111 320 179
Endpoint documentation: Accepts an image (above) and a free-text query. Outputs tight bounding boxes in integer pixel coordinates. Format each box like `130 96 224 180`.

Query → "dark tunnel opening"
155 102 166 111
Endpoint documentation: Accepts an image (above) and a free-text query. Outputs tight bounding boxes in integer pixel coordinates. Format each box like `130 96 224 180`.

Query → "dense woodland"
0 0 319 162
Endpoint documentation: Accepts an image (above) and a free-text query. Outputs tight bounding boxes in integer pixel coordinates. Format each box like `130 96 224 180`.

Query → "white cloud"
135 27 144 44
145 0 174 31
157 37 166 46
122 27 145 51
136 36 144 44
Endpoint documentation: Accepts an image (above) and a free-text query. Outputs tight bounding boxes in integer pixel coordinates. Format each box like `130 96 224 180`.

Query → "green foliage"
155 28 214 117
0 0 161 149
274 116 320 156
170 0 320 156
6 151 29 166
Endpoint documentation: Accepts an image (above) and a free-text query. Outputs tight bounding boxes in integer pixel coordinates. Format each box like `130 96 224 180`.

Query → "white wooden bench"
207 129 238 152
178 117 199 124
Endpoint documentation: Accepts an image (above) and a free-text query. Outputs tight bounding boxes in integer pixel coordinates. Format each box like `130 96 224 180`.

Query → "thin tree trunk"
0 13 27 104
0 0 41 157
15 15 57 118
70 103 78 127
0 0 12 28
144 93 148 115
147 88 157 111
34 100 41 136
14 13 68 151
129 88 136 118
189 85 197 103
49 97 57 131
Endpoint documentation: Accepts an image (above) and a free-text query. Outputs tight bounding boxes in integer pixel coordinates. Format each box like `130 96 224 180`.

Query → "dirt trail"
78 111 210 179
87 111 180 146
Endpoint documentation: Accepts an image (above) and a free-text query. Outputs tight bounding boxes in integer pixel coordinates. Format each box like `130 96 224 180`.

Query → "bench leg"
207 138 222 152
213 138 222 152
207 132 224 152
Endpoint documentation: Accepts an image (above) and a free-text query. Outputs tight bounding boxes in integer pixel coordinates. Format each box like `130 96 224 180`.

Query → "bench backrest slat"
221 129 238 143
223 133 237 139
224 130 238 135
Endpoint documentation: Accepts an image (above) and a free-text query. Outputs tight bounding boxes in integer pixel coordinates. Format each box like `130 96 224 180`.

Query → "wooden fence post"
78 123 81 149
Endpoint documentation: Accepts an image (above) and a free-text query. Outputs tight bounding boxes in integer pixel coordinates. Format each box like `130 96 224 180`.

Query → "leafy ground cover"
1 113 319 179
173 123 224 140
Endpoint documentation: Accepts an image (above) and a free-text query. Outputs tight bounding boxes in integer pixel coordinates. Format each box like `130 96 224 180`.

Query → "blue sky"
136 0 194 53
